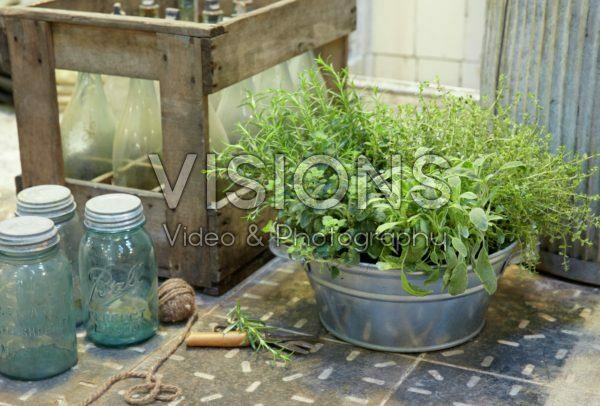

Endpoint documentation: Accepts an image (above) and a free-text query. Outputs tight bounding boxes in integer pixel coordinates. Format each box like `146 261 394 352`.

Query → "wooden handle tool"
186 332 250 348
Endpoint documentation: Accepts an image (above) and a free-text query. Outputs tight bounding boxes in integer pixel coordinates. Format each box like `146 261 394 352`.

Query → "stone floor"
0 257 599 406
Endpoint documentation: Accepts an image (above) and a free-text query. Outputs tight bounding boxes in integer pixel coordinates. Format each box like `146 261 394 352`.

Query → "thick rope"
80 280 198 406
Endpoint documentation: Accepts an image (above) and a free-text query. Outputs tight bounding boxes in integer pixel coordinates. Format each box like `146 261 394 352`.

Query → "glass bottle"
16 185 84 325
203 0 223 23
253 63 295 110
216 77 255 144
0 217 77 380
178 0 194 21
139 0 160 18
209 99 229 152
79 194 159 346
287 50 323 88
165 7 181 20
232 0 254 16
112 78 163 190
60 72 115 180
112 2 125 15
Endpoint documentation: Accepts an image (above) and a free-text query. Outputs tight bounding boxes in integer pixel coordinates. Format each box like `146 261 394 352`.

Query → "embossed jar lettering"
79 194 159 346
0 216 78 380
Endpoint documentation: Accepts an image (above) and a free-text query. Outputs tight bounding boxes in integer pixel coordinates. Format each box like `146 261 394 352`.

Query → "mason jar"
16 184 84 324
79 193 159 346
0 216 78 380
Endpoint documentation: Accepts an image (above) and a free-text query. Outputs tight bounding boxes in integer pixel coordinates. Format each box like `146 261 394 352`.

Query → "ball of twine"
158 278 196 323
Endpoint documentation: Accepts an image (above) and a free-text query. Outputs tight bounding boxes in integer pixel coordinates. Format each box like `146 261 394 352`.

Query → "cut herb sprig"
225 302 292 363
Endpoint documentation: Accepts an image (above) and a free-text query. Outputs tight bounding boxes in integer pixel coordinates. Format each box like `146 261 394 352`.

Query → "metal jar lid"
84 193 145 233
0 216 60 254
16 184 77 222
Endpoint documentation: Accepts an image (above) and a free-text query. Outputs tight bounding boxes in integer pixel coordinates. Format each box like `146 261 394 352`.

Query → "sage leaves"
474 246 497 294
400 270 433 297
469 208 488 232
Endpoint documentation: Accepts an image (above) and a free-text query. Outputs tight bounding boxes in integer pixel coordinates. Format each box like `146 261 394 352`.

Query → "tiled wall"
350 0 487 90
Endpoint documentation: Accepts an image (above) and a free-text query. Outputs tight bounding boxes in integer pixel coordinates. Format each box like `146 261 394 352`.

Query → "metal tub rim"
305 241 517 302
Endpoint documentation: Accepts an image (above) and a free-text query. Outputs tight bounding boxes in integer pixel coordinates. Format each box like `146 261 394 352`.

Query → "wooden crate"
0 0 356 294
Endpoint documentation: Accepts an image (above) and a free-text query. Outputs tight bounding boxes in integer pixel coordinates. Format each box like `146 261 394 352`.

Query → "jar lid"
16 184 77 221
84 193 145 232
0 216 60 254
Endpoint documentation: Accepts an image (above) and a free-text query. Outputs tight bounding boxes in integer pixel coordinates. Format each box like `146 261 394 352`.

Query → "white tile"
371 0 416 55
461 61 480 89
374 55 417 81
464 0 487 61
417 58 461 87
416 0 466 59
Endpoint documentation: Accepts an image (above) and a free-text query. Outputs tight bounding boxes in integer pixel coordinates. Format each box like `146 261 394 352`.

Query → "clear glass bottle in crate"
178 0 194 21
203 0 224 23
112 78 163 190
60 72 115 180
16 185 85 325
79 194 159 346
0 217 77 380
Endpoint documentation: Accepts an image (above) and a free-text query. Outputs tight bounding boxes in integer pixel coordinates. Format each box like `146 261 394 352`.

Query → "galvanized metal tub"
286 242 517 352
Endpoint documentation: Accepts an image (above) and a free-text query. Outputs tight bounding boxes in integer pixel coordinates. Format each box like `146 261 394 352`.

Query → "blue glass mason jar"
0 216 78 380
16 185 84 325
79 193 159 346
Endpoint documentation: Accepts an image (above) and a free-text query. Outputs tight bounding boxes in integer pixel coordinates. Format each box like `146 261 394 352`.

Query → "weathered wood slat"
31 0 175 14
32 0 281 22
209 0 356 91
6 18 63 187
53 23 160 79
482 0 600 267
0 6 222 38
208 194 272 282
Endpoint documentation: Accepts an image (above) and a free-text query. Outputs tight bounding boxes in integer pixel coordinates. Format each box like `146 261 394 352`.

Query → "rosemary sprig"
225 302 292 363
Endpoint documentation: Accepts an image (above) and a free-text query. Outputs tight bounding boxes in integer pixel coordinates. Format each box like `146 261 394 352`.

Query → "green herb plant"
225 302 291 363
215 58 600 297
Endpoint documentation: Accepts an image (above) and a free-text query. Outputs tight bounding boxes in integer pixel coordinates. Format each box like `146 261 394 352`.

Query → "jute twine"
158 278 197 323
80 279 198 406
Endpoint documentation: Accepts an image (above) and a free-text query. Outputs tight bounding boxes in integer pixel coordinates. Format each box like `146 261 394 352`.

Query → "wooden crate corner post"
157 32 210 287
4 16 64 187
